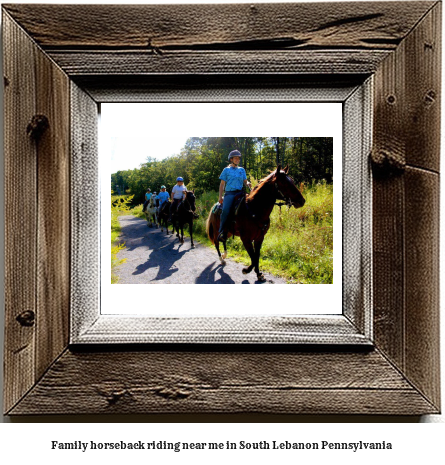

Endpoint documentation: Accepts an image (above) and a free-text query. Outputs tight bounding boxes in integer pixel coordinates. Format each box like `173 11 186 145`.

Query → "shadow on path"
133 241 191 281
116 215 286 284
195 263 236 284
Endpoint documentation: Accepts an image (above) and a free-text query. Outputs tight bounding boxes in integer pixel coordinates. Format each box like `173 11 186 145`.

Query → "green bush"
111 192 134 283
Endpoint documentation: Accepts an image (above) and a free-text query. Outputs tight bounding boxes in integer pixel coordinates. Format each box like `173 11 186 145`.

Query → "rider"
218 150 251 242
142 188 152 212
169 177 187 221
156 185 169 210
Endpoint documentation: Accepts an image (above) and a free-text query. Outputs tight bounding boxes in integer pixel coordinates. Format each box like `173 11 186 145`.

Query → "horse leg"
241 237 256 275
189 220 195 248
221 239 228 260
254 237 266 282
215 239 226 265
174 218 180 238
180 223 184 244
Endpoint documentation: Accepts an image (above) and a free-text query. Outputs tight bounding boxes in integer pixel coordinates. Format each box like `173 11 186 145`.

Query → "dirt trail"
115 215 286 284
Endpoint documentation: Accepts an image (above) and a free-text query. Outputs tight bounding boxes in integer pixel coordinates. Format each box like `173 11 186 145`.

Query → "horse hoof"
242 268 249 274
257 273 266 282
221 251 227 259
220 258 226 265
191 244 195 248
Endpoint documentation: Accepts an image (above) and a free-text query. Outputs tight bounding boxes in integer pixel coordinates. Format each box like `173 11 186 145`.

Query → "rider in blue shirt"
218 150 251 242
143 188 152 212
156 186 170 210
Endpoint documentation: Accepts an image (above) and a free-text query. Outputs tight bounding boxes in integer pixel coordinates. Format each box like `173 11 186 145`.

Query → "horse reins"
181 196 195 215
274 182 292 209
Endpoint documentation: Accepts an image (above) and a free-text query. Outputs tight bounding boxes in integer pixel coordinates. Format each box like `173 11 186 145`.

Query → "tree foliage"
111 137 333 203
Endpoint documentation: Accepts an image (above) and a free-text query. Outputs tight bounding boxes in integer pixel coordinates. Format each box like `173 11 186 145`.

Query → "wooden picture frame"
2 2 441 415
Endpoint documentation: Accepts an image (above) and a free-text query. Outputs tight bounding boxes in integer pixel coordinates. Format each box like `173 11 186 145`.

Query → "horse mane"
247 171 276 202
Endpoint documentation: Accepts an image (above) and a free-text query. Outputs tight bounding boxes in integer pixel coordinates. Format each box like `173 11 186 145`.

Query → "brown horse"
206 165 305 282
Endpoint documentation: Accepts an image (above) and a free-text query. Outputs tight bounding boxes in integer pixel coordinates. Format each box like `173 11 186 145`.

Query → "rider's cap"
228 150 241 162
161 185 166 189
176 177 184 182
147 188 151 191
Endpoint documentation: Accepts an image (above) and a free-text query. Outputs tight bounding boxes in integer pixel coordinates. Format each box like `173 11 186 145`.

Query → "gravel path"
115 215 286 284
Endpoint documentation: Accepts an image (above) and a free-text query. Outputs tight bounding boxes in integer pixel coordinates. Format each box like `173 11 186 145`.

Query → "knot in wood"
16 310 35 327
154 386 191 400
370 149 405 178
27 115 49 140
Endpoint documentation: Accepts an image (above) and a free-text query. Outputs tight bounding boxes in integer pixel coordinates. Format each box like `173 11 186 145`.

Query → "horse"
171 190 198 248
157 200 173 234
206 164 305 282
144 197 158 228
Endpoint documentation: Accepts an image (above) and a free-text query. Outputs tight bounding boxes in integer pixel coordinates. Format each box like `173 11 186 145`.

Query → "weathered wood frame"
2 2 441 415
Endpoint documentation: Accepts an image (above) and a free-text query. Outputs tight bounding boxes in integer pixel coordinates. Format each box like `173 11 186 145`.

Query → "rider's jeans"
219 190 242 234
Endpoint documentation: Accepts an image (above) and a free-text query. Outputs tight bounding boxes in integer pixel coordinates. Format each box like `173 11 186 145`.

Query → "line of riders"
142 177 199 223
142 150 249 242
140 149 306 281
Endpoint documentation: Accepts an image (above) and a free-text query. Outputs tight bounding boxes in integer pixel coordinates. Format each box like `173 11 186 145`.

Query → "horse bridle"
274 182 293 209
181 195 196 214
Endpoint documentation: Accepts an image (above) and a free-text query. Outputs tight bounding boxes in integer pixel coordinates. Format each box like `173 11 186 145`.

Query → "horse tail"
206 211 215 244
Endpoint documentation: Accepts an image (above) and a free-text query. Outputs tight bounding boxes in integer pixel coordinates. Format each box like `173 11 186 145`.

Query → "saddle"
233 192 247 216
212 203 222 215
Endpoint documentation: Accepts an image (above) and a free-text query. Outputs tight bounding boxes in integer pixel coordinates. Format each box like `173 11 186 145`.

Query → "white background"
101 102 343 315
0 0 444 461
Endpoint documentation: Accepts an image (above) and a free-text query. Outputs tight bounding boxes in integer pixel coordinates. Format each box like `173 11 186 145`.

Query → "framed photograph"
2 2 440 415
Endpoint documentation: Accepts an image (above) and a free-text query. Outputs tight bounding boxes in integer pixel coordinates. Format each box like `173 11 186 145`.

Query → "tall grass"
111 193 133 283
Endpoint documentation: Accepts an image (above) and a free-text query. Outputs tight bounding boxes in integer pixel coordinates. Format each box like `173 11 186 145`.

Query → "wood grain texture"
34 46 71 380
372 175 405 369
8 349 437 415
70 83 99 339
404 2 441 172
404 168 440 408
76 75 365 103
372 3 441 411
2 2 435 50
47 50 390 76
3 12 37 414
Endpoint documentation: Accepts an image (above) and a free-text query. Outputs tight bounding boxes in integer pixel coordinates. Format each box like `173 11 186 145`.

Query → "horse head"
274 165 305 208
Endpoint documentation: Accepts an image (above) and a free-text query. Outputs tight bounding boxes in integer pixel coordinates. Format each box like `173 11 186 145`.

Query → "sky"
102 102 344 174
102 103 190 173
109 135 188 173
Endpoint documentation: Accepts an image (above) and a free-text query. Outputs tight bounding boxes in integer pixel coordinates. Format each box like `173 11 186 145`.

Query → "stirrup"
217 232 227 242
